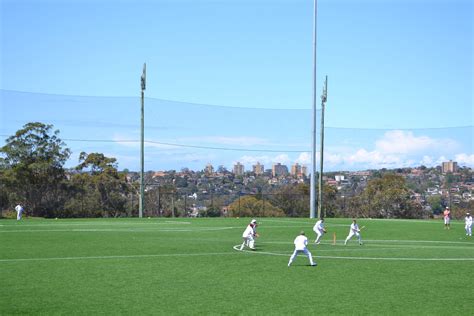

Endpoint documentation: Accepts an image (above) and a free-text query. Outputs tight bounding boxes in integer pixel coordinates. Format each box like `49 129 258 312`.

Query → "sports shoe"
311 263 317 266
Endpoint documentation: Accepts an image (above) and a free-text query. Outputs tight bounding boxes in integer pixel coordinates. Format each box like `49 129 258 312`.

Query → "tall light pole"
318 75 327 219
310 0 318 219
139 63 146 218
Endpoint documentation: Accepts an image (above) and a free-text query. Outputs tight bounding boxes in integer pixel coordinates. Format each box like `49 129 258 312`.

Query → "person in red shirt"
443 207 451 230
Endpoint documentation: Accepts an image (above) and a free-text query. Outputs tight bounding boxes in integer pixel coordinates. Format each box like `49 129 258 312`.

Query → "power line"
0 135 310 153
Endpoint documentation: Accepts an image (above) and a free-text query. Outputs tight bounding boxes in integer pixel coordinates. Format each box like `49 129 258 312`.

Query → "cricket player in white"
313 218 326 244
240 219 258 250
465 212 472 237
15 204 24 221
288 231 316 267
344 219 362 245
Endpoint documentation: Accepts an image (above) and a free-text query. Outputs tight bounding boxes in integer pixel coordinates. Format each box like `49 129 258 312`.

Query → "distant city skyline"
143 160 466 174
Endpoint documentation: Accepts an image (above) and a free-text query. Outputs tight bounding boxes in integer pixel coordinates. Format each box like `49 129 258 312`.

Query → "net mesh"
1 89 472 172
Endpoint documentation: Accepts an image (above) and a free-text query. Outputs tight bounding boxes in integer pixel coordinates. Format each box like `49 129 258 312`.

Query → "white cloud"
296 152 311 165
420 155 434 166
317 131 467 171
271 154 291 164
455 153 474 166
237 155 271 167
346 149 402 167
110 130 471 171
325 153 343 166
375 130 457 154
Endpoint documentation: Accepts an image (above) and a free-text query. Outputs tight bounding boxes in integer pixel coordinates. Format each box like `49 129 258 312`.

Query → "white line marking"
315 255 474 261
260 218 466 225
0 221 192 228
0 227 235 233
0 252 238 263
362 239 473 245
232 245 474 261
260 239 474 246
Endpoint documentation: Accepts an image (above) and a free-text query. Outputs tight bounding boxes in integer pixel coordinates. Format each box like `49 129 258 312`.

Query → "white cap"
251 219 257 224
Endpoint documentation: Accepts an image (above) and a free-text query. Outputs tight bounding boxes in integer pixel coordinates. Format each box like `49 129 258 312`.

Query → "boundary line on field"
232 245 474 261
259 218 462 225
0 227 236 233
0 252 238 263
0 221 192 228
260 239 474 246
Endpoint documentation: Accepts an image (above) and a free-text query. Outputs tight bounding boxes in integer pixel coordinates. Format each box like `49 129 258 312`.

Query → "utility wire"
0 135 309 153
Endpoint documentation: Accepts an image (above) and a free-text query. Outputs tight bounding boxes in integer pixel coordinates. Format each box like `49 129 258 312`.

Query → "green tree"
320 185 338 217
0 122 71 216
426 195 443 215
67 152 130 217
270 183 310 217
227 195 285 217
358 174 423 219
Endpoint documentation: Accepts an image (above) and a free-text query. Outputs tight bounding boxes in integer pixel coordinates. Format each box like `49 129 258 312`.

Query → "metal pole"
318 75 327 219
310 0 318 219
139 63 146 218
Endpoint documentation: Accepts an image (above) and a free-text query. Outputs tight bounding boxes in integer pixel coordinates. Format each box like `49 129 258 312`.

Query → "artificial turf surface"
1 217 472 315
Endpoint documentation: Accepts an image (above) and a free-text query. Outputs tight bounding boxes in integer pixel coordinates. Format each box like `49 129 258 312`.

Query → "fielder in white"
313 218 326 244
465 212 472 237
288 231 317 267
15 204 24 221
240 219 258 250
344 219 362 245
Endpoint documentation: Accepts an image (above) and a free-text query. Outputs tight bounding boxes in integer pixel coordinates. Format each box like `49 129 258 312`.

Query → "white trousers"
16 211 22 220
345 231 361 244
466 225 472 236
240 236 255 250
444 217 450 225
313 229 324 243
288 248 314 266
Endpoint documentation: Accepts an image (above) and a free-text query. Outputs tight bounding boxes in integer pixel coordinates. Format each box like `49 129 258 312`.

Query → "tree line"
0 122 134 218
1 122 452 219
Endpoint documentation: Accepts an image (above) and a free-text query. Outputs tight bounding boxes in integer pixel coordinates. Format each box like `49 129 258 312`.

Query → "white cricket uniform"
344 223 362 245
288 235 315 266
465 216 472 236
240 223 257 250
313 220 325 244
15 205 23 221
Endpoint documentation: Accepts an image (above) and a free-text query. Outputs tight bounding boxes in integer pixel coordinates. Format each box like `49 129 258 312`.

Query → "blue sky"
1 0 473 172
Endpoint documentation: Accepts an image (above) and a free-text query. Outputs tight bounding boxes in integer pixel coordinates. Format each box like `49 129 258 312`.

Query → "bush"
1 210 17 219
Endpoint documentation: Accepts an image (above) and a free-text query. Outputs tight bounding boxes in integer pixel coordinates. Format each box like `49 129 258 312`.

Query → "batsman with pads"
240 219 259 250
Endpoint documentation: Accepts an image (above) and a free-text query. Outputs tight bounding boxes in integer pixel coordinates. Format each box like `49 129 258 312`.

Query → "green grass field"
1 217 473 315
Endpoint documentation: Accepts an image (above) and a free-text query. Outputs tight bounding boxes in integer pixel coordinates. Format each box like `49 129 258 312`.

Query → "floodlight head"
321 75 328 103
141 63 146 91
